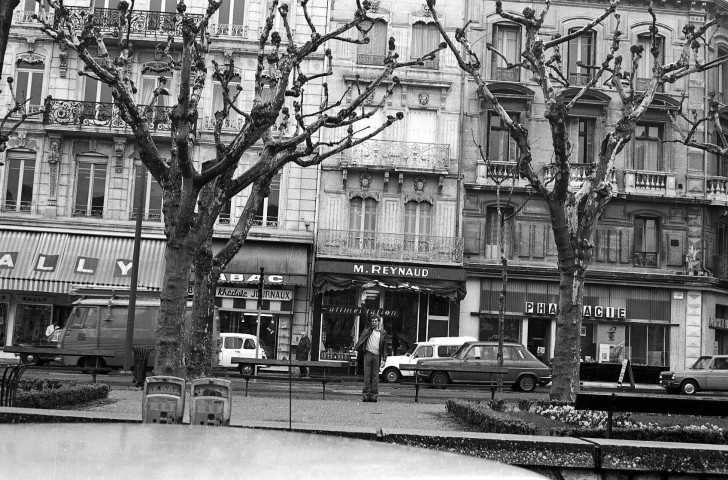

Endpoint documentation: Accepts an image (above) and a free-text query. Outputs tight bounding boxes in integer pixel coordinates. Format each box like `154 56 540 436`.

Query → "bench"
1 347 115 407
575 391 728 438
229 358 349 400
399 365 509 403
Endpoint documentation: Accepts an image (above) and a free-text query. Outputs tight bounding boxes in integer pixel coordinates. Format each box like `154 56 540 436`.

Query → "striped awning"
0 230 166 294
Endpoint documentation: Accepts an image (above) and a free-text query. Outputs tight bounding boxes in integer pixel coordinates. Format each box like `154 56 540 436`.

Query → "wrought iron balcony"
633 252 658 268
357 53 386 66
410 57 439 70
2 199 32 213
203 115 245 132
209 23 247 37
624 169 676 196
317 229 463 264
491 66 519 82
340 139 449 173
44 99 172 131
61 7 202 37
475 161 529 188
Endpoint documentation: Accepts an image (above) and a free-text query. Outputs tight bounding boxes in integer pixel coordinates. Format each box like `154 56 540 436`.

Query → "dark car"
416 341 551 392
16 329 62 365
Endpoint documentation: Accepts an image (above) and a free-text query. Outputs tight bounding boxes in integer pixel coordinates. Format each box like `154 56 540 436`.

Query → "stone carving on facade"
418 92 429 106
359 172 372 190
47 136 62 205
113 137 126 173
58 43 68 77
348 190 380 201
413 176 426 194
16 52 44 68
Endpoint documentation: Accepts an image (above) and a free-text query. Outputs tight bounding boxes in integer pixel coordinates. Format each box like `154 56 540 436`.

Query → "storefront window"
13 303 53 344
427 295 450 339
321 290 359 357
626 323 669 366
383 291 419 355
0 302 7 346
218 311 279 359
480 317 520 342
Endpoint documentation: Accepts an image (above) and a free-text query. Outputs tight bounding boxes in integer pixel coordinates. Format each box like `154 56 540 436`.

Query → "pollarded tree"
428 0 728 400
37 0 440 377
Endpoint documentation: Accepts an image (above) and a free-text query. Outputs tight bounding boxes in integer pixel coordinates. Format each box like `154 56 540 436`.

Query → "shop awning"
313 260 467 301
212 241 309 286
0 230 166 293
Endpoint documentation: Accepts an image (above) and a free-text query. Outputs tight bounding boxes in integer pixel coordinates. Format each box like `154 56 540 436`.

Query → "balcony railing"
543 163 617 188
130 211 162 221
62 7 202 37
357 53 386 66
203 115 245 132
624 170 676 196
568 73 592 86
208 23 246 37
707 176 728 199
633 252 658 268
2 200 32 213
340 139 449 172
475 161 530 188
492 67 519 82
13 10 54 23
317 229 463 264
44 99 172 131
410 57 439 70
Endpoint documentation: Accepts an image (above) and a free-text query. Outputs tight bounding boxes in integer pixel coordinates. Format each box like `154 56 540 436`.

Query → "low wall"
1 407 727 478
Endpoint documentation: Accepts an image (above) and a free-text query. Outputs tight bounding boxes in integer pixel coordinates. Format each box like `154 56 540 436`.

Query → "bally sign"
0 252 139 277
215 287 292 301
526 302 627 319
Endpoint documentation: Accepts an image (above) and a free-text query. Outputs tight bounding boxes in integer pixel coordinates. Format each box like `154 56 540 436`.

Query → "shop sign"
0 294 10 302
218 273 286 284
215 287 292 301
19 295 52 304
0 252 18 270
525 302 627 319
355 264 429 277
35 254 59 272
322 306 399 316
710 317 728 329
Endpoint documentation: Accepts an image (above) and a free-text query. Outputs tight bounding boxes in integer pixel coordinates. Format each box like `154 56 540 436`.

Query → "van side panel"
60 306 100 366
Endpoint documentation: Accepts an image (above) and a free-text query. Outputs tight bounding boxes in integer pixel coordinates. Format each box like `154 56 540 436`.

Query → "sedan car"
660 355 728 395
415 341 551 392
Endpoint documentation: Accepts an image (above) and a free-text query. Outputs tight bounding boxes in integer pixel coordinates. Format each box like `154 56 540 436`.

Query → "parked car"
415 341 552 392
379 336 476 383
660 355 728 395
16 329 62 365
218 333 267 375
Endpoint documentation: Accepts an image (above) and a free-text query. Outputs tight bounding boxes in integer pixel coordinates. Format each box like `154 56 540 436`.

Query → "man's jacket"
296 336 311 360
354 327 388 361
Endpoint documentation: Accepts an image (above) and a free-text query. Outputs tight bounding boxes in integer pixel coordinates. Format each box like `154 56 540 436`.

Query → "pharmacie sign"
215 287 292 301
525 302 627 319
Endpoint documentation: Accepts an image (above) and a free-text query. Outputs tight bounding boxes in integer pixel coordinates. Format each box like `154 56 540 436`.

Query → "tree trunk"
550 268 585 401
186 237 216 378
154 239 196 377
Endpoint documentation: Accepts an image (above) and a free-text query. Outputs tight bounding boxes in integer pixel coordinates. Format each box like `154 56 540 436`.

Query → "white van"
379 336 477 383
218 333 267 375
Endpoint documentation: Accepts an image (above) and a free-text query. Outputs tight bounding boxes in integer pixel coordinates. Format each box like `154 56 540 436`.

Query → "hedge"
15 383 110 409
446 399 537 435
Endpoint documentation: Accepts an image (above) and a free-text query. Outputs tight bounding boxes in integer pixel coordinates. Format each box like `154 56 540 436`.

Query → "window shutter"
532 224 545 258
619 228 631 264
608 229 618 263
706 232 715 269
463 218 483 255
595 229 605 262
586 120 595 162
568 119 579 162
666 232 686 267
518 223 530 258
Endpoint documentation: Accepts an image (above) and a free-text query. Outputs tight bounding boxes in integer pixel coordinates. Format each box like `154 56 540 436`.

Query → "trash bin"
131 346 155 386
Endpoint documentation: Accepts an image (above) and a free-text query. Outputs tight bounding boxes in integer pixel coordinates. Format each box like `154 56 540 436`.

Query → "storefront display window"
626 323 669 366
321 290 359 357
480 317 520 342
383 292 419 355
427 295 449 338
13 303 52 344
218 311 281 359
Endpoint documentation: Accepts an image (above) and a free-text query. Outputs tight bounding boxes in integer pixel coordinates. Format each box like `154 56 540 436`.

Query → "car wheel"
20 354 38 365
383 368 401 383
516 375 537 393
681 379 699 395
430 372 449 388
238 364 254 376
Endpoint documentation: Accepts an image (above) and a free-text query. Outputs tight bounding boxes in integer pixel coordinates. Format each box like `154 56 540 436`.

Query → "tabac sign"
526 302 627 319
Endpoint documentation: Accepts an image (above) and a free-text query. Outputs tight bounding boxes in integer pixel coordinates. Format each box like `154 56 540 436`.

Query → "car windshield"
691 356 713 369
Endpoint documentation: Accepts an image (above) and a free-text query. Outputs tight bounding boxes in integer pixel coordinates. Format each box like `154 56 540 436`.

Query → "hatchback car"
416 341 551 392
660 355 728 395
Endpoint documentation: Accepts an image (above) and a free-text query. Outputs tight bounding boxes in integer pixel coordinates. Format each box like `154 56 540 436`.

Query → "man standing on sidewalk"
354 314 387 402
296 330 311 377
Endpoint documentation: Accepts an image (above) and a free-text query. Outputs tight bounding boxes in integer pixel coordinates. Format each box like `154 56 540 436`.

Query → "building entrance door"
527 318 550 362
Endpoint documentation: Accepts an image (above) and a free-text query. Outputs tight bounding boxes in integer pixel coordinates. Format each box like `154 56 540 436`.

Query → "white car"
219 333 267 375
379 336 476 383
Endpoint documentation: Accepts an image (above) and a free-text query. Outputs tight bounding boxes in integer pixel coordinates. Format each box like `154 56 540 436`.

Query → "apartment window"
720 46 728 99
14 60 44 115
18 0 51 22
634 217 659 267
636 34 664 91
74 160 107 217
487 112 519 162
491 24 521 81
404 201 432 253
132 164 163 221
254 174 280 227
485 206 513 259
569 117 595 163
3 154 34 213
216 0 245 35
139 75 171 128
219 200 232 225
211 71 242 130
634 123 663 171
567 29 595 86
411 22 440 69
358 19 387 65
718 224 728 256
349 197 377 249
